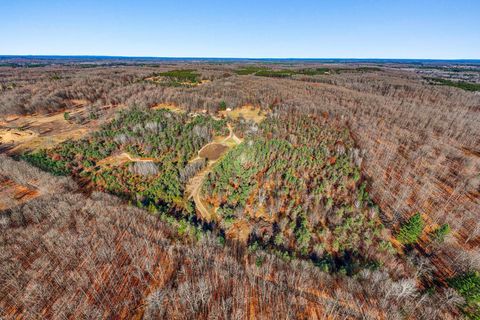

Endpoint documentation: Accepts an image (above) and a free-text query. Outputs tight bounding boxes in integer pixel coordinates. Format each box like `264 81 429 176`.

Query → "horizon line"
1 54 480 62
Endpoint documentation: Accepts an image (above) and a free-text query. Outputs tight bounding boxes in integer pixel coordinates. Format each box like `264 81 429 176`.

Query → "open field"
219 104 266 124
0 104 120 154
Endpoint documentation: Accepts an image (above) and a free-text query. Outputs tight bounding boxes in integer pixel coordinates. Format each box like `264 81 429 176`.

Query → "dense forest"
1 60 479 319
203 112 393 270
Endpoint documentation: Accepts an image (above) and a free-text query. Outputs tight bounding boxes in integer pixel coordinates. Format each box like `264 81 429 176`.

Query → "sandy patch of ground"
10 128 90 153
0 105 121 154
185 166 217 221
0 128 38 145
219 105 266 124
0 176 39 211
97 152 155 168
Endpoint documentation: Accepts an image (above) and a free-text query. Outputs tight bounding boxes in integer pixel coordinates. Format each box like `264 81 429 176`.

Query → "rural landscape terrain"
0 56 479 319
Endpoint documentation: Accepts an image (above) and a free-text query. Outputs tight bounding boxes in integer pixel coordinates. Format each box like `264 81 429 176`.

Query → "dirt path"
198 123 240 153
121 152 155 163
186 124 242 221
96 152 156 167
188 167 214 220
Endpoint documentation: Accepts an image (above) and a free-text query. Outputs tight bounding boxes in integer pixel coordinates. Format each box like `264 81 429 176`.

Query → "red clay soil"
0 176 39 210
198 143 228 161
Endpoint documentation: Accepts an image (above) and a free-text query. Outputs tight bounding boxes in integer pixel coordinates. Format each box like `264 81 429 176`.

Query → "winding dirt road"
186 124 242 221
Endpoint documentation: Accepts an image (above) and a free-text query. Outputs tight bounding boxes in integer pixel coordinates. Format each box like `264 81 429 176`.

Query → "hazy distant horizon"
1 55 479 65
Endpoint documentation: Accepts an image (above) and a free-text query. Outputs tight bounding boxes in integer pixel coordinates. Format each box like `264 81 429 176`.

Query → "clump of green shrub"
431 223 450 243
21 150 69 176
397 213 424 245
449 271 480 319
219 101 227 111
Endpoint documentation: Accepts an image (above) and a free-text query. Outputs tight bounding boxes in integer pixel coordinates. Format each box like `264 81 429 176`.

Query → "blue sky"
1 0 479 58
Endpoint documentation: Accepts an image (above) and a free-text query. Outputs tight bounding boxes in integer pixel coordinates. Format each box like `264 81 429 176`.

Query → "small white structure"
225 107 232 112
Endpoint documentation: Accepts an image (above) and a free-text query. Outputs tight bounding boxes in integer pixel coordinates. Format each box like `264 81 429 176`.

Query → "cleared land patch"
0 106 111 154
220 105 266 124
186 123 242 221
0 128 38 144
96 152 156 170
198 143 228 161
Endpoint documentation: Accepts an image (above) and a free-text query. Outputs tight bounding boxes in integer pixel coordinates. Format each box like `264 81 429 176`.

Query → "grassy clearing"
425 77 480 92
219 105 266 124
145 69 200 86
0 128 38 144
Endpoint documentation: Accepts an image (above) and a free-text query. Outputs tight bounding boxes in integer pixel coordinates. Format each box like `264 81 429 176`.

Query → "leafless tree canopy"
1 61 478 319
0 157 463 319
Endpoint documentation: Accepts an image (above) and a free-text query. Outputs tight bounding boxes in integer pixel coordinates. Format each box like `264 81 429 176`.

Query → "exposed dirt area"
97 152 155 167
12 128 90 153
220 105 266 124
0 128 38 144
185 166 216 221
198 143 228 160
0 105 121 154
0 176 39 211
